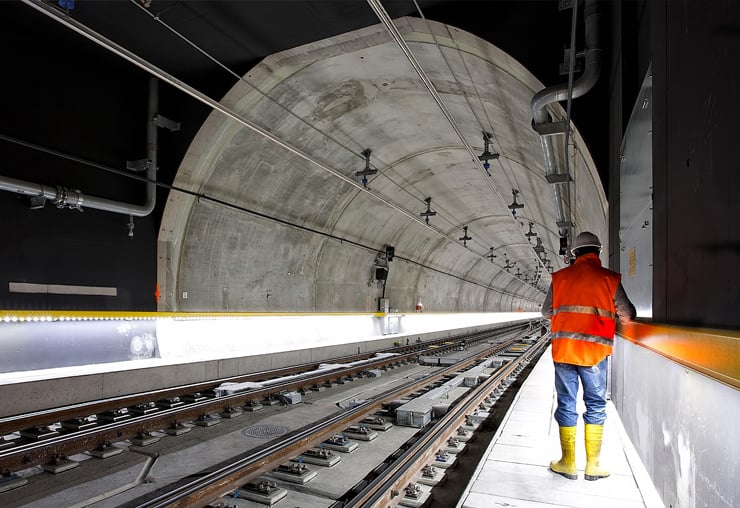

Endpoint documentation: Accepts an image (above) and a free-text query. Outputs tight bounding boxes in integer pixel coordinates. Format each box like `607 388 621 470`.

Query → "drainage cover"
242 424 288 438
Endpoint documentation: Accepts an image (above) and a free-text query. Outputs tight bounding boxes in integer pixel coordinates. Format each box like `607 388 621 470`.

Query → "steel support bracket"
126 159 151 172
545 173 573 184
559 0 576 10
559 48 584 75
153 114 180 132
533 121 568 136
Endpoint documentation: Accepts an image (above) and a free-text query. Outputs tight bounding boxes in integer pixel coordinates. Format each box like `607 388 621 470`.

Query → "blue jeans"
554 357 608 427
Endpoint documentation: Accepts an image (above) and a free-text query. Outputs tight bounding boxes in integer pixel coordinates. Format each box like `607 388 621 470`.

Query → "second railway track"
0 321 547 507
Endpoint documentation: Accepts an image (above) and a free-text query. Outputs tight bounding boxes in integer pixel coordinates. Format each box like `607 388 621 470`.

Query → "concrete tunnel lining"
158 17 607 313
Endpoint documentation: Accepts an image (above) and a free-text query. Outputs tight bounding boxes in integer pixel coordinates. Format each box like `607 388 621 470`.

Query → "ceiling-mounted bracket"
478 131 499 176
126 158 151 172
487 247 497 262
354 148 377 188
559 48 585 75
545 173 573 184
420 197 437 225
459 226 472 247
533 121 568 137
153 114 180 132
508 189 524 217
525 222 537 240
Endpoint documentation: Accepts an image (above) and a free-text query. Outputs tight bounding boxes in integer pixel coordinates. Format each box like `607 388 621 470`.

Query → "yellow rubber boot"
584 423 610 480
550 426 578 480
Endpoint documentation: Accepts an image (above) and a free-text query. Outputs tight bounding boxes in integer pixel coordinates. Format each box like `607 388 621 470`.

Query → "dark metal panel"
619 67 653 317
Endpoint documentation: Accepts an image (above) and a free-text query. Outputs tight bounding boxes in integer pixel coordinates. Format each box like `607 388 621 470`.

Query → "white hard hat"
571 231 602 253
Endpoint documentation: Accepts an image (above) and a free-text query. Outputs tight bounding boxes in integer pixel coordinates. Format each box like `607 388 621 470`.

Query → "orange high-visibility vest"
550 253 621 366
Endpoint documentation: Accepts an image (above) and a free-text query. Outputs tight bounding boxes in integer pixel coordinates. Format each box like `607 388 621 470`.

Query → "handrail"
618 321 740 390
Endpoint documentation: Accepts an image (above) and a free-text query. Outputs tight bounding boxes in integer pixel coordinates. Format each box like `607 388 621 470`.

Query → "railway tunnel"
0 1 738 507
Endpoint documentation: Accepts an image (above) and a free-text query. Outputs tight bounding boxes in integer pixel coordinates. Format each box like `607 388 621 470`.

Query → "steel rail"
117 338 532 507
0 327 528 472
353 334 549 507
0 325 513 435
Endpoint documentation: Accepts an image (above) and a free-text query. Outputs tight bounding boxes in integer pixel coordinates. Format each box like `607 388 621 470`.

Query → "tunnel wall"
612 335 740 508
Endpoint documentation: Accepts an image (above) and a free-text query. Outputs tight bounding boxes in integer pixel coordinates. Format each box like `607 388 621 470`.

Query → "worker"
540 231 636 481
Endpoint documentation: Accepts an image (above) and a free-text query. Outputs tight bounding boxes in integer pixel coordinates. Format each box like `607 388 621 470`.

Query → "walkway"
458 346 664 508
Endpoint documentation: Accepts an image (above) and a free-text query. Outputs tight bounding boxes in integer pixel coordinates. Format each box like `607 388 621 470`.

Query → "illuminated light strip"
0 310 537 323
0 311 404 322
9 282 117 297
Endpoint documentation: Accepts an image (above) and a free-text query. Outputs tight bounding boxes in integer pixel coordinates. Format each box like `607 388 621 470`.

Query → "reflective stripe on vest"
552 305 616 319
550 331 614 347
549 253 621 366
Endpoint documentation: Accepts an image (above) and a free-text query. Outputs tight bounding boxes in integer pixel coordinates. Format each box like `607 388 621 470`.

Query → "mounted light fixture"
459 226 472 247
508 189 524 217
478 131 499 177
420 197 437 225
354 148 376 188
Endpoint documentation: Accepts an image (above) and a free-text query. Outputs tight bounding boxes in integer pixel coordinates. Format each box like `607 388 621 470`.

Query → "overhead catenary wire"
125 0 527 279
411 0 556 285
375 0 547 288
126 0 464 237
20 1 484 255
22 0 542 300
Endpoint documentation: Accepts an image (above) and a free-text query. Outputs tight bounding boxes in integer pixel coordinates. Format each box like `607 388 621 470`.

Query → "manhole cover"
242 424 288 438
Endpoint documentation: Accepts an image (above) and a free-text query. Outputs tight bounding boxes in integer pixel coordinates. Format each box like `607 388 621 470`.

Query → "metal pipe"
0 78 159 216
532 0 601 122
18 0 451 236
531 0 601 238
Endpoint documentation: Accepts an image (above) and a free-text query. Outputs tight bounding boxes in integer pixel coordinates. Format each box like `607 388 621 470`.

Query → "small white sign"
182 291 188 299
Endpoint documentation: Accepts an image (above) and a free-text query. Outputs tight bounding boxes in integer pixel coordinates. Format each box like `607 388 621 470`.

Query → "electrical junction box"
281 392 302 405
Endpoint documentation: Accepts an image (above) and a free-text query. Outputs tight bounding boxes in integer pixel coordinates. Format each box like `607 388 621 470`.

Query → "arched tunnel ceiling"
158 16 607 313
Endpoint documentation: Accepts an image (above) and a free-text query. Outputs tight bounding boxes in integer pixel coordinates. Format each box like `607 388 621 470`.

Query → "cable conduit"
531 0 602 239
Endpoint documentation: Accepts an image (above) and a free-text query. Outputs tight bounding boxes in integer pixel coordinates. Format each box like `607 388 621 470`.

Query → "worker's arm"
541 285 554 319
614 283 637 324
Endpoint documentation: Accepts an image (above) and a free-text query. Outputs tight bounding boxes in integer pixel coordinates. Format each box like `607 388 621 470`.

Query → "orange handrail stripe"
618 321 740 390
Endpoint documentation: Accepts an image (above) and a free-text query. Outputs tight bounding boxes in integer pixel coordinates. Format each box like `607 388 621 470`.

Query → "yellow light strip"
0 310 401 322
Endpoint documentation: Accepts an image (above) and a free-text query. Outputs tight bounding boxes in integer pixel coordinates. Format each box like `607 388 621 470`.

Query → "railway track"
0 322 546 507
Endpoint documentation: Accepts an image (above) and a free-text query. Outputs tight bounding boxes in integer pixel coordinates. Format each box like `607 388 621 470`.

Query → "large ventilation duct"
531 0 602 243
0 77 159 217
